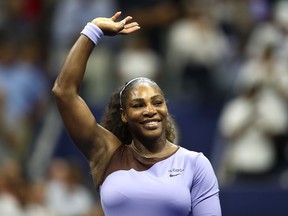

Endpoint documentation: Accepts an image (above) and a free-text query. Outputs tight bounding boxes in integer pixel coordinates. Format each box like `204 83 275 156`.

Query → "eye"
154 100 163 106
132 103 143 108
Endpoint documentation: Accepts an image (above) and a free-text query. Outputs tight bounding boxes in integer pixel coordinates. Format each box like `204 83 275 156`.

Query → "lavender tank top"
99 145 221 216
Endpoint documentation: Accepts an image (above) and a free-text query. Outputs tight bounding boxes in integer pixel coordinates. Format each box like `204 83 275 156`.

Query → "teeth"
144 121 158 126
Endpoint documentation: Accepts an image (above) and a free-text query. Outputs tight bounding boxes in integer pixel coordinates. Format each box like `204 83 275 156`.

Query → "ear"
120 108 128 123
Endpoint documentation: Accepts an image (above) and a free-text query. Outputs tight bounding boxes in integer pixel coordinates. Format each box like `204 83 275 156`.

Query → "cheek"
160 107 168 118
125 111 141 124
159 109 169 125
162 114 168 127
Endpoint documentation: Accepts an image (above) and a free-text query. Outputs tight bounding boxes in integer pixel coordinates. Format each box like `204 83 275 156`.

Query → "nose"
143 104 156 116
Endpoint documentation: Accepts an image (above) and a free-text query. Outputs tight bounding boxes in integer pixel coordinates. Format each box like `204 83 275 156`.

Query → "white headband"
119 77 157 108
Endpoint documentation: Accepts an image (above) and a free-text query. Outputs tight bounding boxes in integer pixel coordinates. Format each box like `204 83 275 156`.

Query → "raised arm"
52 12 140 163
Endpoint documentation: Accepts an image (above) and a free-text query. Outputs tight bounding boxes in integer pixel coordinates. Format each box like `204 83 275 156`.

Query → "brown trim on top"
100 145 180 185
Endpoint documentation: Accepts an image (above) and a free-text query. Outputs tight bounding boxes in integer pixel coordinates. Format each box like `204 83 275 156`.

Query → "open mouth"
143 121 159 126
141 119 161 129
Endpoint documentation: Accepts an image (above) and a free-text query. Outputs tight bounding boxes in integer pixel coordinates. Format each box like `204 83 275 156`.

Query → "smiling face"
120 82 168 142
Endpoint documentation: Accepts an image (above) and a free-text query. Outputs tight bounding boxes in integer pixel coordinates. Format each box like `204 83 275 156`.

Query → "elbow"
52 82 73 101
52 82 62 99
52 79 79 103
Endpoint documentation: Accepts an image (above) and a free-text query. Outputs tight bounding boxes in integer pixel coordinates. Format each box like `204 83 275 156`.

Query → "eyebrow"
129 94 163 103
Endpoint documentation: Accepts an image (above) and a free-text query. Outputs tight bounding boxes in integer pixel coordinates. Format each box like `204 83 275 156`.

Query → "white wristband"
80 22 104 45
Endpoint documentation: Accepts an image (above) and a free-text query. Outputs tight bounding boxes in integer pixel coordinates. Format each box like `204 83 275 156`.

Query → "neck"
131 139 171 158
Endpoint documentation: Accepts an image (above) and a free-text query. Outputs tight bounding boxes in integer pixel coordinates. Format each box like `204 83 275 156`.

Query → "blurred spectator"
115 33 162 86
0 33 49 162
45 158 95 216
24 180 56 216
119 0 181 54
0 0 32 35
0 0 45 47
208 0 263 53
0 159 24 216
218 43 288 185
50 0 118 49
245 0 288 62
165 5 231 101
49 0 119 105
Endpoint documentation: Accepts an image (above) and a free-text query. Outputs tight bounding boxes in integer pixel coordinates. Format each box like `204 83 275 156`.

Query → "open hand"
92 11 140 36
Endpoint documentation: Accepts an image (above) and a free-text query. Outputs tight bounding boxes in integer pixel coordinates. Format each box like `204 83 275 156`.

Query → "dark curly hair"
100 78 177 144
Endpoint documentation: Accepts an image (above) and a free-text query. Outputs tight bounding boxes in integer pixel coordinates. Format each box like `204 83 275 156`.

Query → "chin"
143 129 164 140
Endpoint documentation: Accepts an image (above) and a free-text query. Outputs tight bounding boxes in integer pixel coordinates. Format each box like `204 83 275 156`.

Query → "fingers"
124 22 139 29
119 22 140 35
116 15 139 33
111 11 122 21
108 12 140 35
124 25 141 34
111 11 133 25
121 16 133 25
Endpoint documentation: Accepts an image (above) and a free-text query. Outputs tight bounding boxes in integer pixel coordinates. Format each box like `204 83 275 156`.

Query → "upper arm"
54 90 121 160
192 194 221 216
191 154 222 216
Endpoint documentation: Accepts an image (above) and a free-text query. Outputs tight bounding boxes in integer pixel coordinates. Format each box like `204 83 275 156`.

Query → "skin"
52 12 176 186
121 83 176 157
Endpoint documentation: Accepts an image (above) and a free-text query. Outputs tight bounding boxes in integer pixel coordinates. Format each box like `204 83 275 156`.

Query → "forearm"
53 35 95 96
52 12 140 98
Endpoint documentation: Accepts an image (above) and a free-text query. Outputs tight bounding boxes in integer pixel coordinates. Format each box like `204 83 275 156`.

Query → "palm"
92 12 140 36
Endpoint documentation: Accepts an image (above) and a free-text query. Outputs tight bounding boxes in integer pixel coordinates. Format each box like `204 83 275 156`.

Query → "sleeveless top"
99 145 221 216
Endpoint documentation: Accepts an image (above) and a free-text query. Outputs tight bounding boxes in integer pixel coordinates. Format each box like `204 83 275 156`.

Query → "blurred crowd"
0 0 288 215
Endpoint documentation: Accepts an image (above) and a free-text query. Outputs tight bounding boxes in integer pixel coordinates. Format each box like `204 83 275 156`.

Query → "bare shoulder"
88 124 122 187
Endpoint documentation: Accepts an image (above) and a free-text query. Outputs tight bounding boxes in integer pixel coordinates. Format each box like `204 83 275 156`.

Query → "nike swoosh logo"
169 173 181 177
